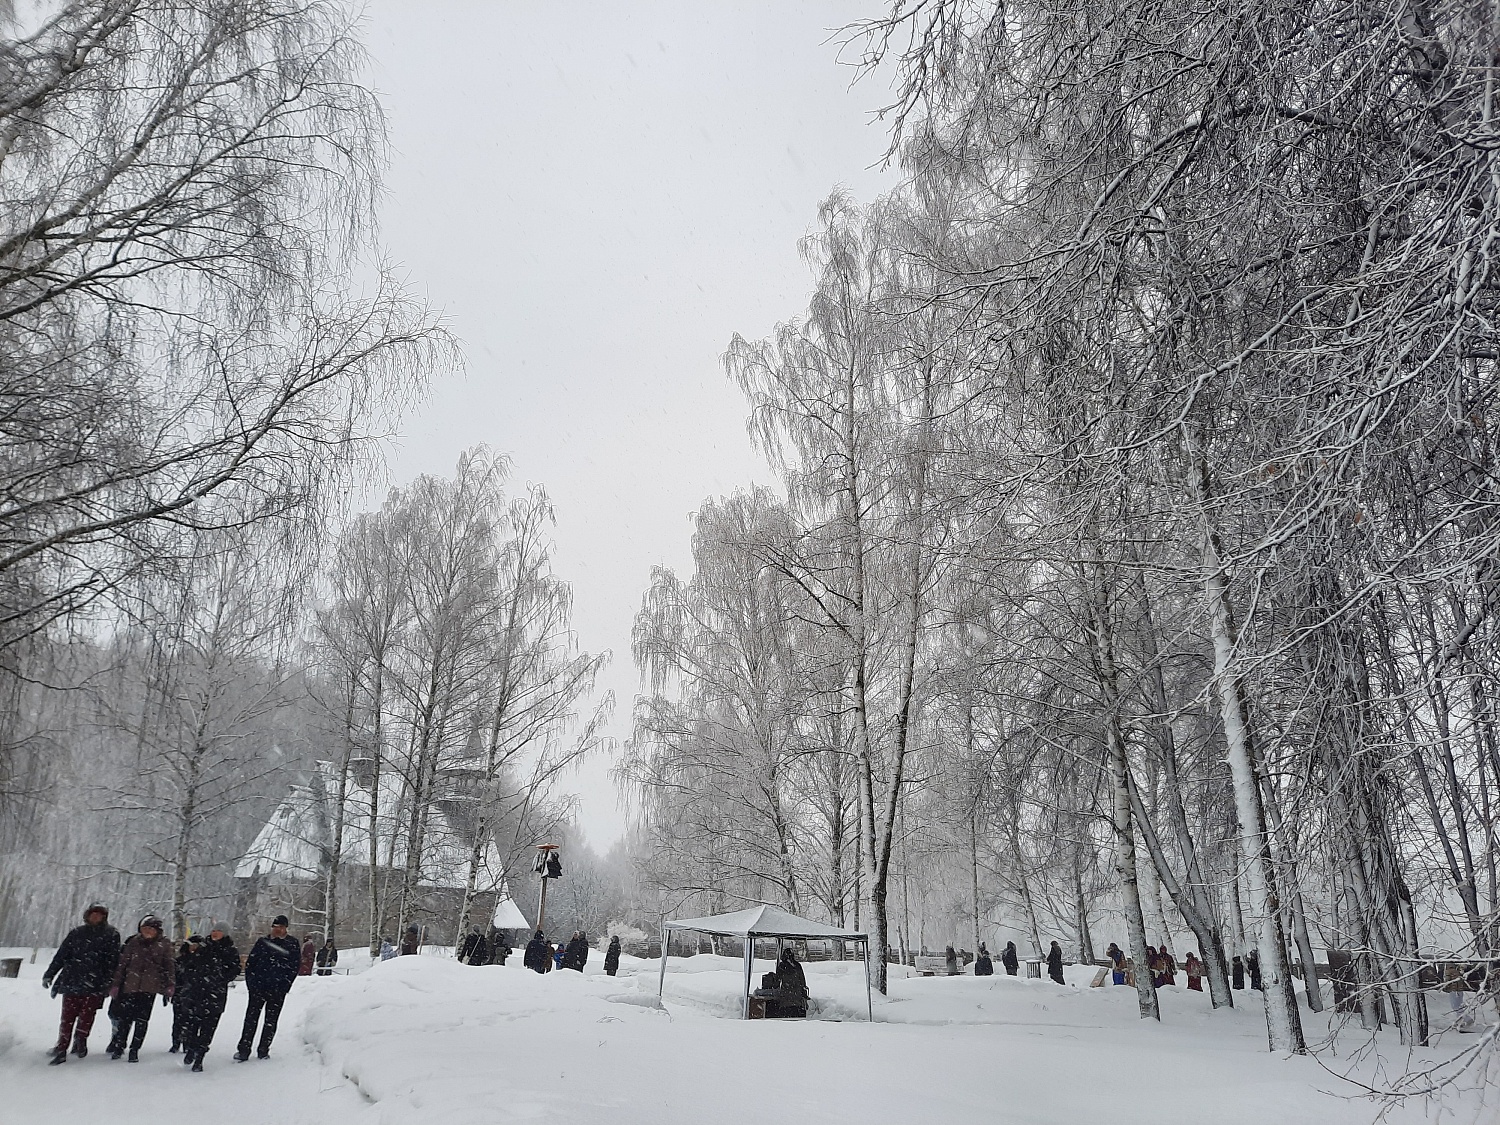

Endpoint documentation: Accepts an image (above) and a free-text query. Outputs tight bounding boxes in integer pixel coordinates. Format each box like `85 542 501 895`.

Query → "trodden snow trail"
3 947 1490 1125
0 949 372 1124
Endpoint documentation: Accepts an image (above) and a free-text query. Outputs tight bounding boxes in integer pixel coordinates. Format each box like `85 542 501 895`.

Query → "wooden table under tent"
656 905 873 1021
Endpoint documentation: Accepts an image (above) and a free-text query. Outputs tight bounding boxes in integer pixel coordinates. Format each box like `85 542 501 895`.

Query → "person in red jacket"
299 935 317 976
1185 951 1205 991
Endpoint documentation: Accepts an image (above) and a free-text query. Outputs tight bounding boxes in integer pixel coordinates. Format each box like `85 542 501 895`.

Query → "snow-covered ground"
1 945 1492 1124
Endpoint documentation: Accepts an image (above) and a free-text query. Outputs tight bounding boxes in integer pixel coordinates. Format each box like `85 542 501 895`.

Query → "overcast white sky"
362 1 897 849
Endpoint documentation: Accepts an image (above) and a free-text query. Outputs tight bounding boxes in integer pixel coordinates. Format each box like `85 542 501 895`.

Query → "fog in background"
363 1 896 846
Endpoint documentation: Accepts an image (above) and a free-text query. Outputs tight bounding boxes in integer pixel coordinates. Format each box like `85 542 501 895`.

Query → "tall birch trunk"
1190 437 1305 1053
1085 550 1160 1020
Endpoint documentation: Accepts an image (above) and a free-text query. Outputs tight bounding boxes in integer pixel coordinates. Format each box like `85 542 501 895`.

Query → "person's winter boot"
71 1037 88 1058
257 1049 270 1059
48 1047 66 1065
169 1041 180 1053
126 1047 139 1063
183 1049 194 1065
192 1057 204 1072
107 1046 123 1060
233 1049 249 1062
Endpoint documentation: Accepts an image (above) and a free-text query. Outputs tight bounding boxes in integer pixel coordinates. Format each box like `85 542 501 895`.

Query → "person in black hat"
457 926 491 966
523 930 551 973
234 915 299 1061
562 931 589 972
1001 941 1019 976
175 923 239 1071
42 902 120 1063
1047 940 1066 985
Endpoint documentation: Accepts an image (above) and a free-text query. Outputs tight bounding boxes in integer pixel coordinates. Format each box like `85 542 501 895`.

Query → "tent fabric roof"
664 904 867 940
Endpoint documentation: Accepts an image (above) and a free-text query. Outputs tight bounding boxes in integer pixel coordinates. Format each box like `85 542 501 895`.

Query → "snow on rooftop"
235 761 504 890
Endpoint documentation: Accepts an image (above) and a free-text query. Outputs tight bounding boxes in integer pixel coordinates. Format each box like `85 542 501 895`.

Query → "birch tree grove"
0 1 443 649
623 0 1500 1065
0 6 624 958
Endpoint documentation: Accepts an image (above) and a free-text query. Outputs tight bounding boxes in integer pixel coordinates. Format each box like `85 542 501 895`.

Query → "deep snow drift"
1 945 1492 1124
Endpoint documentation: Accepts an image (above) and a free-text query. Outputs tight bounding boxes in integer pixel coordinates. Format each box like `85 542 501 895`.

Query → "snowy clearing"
2 947 1492 1124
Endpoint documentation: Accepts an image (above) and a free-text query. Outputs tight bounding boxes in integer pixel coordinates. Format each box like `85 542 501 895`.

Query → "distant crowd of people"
42 904 325 1071
518 929 623 976
959 936 1276 994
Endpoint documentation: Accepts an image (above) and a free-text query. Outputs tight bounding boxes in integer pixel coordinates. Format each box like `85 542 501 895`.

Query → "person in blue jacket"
234 914 300 1061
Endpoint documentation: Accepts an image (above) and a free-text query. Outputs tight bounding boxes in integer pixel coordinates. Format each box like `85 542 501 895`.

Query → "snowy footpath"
1 946 1492 1125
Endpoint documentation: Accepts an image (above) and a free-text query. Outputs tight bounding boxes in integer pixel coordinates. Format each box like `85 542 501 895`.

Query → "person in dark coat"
603 935 622 976
299 935 317 976
457 926 491 966
974 942 994 976
174 924 239 1071
562 931 589 971
523 930 551 973
491 929 512 965
106 915 175 1061
170 938 191 1053
1001 941 1019 976
315 937 338 975
42 902 121 1063
1047 940 1065 985
1107 942 1126 986
235 914 300 1061
400 924 421 956
944 945 959 975
1247 948 1263 991
775 948 809 1017
1231 954 1245 989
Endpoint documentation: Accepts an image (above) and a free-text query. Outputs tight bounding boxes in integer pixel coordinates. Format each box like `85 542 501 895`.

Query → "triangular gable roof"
491 897 530 929
664 904 866 940
235 763 504 890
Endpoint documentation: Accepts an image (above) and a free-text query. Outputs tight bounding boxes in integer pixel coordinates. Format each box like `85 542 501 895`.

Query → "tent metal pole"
657 922 669 1000
864 938 873 1022
742 933 755 1020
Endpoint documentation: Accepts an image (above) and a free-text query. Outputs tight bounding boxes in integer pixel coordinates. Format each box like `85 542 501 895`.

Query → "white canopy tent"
657 905 873 1021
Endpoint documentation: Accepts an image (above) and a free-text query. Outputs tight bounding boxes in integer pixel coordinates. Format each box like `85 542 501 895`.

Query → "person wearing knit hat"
235 914 299 1061
41 903 120 1064
105 915 174 1061
175 924 240 1071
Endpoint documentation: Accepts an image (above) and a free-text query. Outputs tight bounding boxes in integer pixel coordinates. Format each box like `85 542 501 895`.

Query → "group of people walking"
43 903 313 1072
1103 940 1261 991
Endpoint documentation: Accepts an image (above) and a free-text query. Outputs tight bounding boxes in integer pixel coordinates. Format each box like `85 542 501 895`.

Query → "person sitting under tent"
773 948 808 1018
